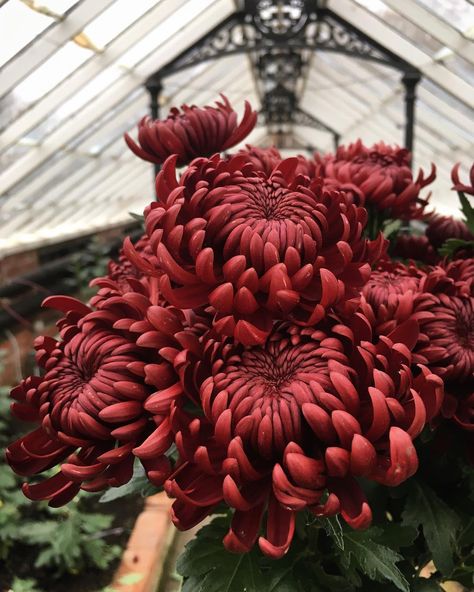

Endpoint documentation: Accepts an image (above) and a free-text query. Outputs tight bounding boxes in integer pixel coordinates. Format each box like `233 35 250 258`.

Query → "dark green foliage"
439 188 474 257
0 372 122 589
99 461 160 503
438 237 474 258
177 453 474 592
402 480 461 575
458 191 474 234
178 518 266 592
336 528 409 592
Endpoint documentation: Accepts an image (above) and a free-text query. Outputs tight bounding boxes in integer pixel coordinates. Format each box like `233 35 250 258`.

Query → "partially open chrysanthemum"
126 154 385 345
392 233 439 265
418 294 474 381
6 283 209 506
165 310 443 557
124 95 257 167
425 213 473 249
317 140 435 219
363 260 423 309
107 234 155 285
238 145 282 176
452 162 474 196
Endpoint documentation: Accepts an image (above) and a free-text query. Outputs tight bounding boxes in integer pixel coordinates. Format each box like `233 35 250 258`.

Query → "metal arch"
156 7 417 79
148 1 421 156
256 83 340 149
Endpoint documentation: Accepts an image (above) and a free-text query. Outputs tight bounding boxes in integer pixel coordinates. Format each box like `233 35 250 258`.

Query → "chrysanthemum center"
426 297 474 380
204 329 347 459
40 328 140 432
363 271 419 308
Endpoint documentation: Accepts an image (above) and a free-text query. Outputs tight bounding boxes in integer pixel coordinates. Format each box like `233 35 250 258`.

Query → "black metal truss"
146 0 421 155
257 83 340 150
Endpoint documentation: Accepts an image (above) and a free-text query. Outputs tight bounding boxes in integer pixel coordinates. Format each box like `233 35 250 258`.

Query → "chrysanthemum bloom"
107 234 155 285
425 213 473 249
238 145 282 176
90 234 158 308
392 233 439 265
126 154 385 345
452 162 474 196
124 95 257 167
362 260 423 309
239 146 316 180
316 140 436 219
165 312 443 558
6 284 208 506
361 260 472 347
417 294 474 381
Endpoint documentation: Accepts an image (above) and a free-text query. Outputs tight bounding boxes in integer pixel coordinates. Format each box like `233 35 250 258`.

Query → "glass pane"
421 79 474 121
354 0 443 54
0 0 53 67
14 41 93 104
0 143 30 170
41 0 81 14
118 0 215 68
66 87 145 150
415 0 474 34
83 0 162 49
0 40 94 130
23 65 124 143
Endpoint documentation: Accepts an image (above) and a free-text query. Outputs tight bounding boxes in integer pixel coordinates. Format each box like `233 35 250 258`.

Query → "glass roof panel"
118 0 215 68
0 0 473 254
354 0 444 54
82 0 162 49
0 0 53 67
23 64 125 143
14 41 94 104
415 0 474 34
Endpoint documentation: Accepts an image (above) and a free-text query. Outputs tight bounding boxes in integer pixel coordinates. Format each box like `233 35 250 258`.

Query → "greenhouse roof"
0 0 472 255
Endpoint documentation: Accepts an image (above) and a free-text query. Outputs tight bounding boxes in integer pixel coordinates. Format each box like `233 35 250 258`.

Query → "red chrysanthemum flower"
417 294 474 381
452 162 474 196
90 234 159 308
362 260 423 309
126 154 385 345
124 95 257 167
238 145 282 176
165 311 443 558
317 140 435 219
392 234 439 265
440 258 474 295
107 234 155 285
6 283 209 506
425 213 473 249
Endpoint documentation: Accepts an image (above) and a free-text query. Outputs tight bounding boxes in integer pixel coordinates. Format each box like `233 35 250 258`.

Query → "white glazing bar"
381 0 474 65
329 0 474 108
0 0 117 97
0 0 233 194
0 0 189 152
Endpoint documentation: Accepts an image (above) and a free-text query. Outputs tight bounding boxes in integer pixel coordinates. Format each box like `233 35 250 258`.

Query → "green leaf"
411 578 443 591
372 524 417 550
459 191 474 233
438 238 474 258
402 480 460 575
99 462 160 502
338 530 409 592
129 212 145 222
309 562 356 592
9 577 44 592
177 517 266 592
181 576 203 592
118 573 144 585
319 515 344 550
383 219 402 239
